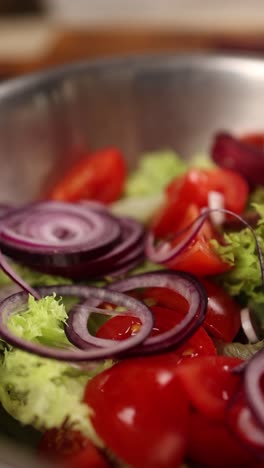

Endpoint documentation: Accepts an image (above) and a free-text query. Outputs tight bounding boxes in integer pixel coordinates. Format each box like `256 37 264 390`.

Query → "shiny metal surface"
0 52 264 466
0 54 264 203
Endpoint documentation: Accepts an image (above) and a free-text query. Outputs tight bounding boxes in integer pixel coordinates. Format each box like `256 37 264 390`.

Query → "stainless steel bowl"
0 52 264 466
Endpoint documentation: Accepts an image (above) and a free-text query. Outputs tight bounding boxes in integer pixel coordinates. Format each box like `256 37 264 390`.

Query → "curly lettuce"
125 150 187 197
212 204 264 313
0 295 111 441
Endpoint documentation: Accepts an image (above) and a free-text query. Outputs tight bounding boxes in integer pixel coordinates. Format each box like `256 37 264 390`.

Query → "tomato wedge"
152 167 248 237
85 356 189 468
163 204 231 276
187 410 259 467
175 356 243 422
96 305 216 360
201 278 241 342
37 427 108 468
142 280 241 342
227 390 264 457
48 147 127 204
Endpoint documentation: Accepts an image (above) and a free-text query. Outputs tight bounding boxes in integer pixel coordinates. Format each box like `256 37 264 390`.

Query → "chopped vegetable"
125 150 187 196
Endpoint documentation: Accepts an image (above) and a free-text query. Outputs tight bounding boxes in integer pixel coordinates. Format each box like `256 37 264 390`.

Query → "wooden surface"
1 18 264 79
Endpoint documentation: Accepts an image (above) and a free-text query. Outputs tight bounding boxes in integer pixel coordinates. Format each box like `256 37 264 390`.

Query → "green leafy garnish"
0 295 112 439
125 150 187 197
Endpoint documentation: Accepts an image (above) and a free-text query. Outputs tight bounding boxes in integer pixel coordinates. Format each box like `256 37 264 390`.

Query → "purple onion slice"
0 284 153 361
67 271 207 355
244 348 264 430
0 201 121 266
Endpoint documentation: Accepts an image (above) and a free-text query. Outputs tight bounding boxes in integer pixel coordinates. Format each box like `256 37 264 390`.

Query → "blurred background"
0 0 264 80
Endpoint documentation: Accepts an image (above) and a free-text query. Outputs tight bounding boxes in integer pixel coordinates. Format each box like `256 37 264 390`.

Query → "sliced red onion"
244 348 264 430
207 191 225 225
0 202 146 280
0 201 121 262
0 204 15 218
211 132 264 186
68 271 207 354
0 251 39 299
77 217 145 277
0 285 153 361
145 213 205 263
241 308 259 344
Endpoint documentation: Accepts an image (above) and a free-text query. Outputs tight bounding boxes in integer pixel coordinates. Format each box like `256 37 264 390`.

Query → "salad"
0 133 263 467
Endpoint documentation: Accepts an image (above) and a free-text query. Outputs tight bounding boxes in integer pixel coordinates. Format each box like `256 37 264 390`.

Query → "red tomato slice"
201 278 241 342
227 390 264 457
164 204 231 276
175 356 243 422
37 428 108 468
153 167 248 237
143 280 241 342
142 286 189 313
85 357 189 468
48 147 127 204
96 305 216 360
187 410 259 467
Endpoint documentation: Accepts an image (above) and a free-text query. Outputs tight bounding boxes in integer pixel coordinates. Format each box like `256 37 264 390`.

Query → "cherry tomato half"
142 280 241 342
187 410 259 467
227 390 264 459
85 356 189 468
175 355 243 422
152 167 248 237
164 204 231 276
37 427 108 468
201 278 241 342
48 147 127 204
96 305 216 361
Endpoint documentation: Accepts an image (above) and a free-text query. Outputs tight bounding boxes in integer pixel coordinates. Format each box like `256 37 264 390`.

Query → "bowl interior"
0 54 264 204
0 53 264 465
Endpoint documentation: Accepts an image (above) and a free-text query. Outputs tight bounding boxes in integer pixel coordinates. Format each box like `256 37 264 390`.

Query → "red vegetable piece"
227 390 264 461
97 305 216 360
211 132 264 187
48 147 127 204
85 356 189 468
152 167 248 237
201 279 241 342
164 205 231 276
188 410 259 467
175 356 243 422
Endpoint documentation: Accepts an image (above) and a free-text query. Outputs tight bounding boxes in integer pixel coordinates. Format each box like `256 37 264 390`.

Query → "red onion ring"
75 217 145 278
0 202 146 280
0 285 154 361
0 201 121 262
244 348 264 430
0 250 39 299
67 271 207 355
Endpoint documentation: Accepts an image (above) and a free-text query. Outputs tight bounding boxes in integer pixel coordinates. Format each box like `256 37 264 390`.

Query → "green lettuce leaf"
125 150 187 197
111 192 165 224
215 339 264 359
212 204 264 311
0 295 112 440
0 261 72 288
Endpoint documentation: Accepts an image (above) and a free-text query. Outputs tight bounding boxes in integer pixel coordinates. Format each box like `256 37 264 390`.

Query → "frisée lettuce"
125 149 187 196
0 295 111 441
212 204 264 316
